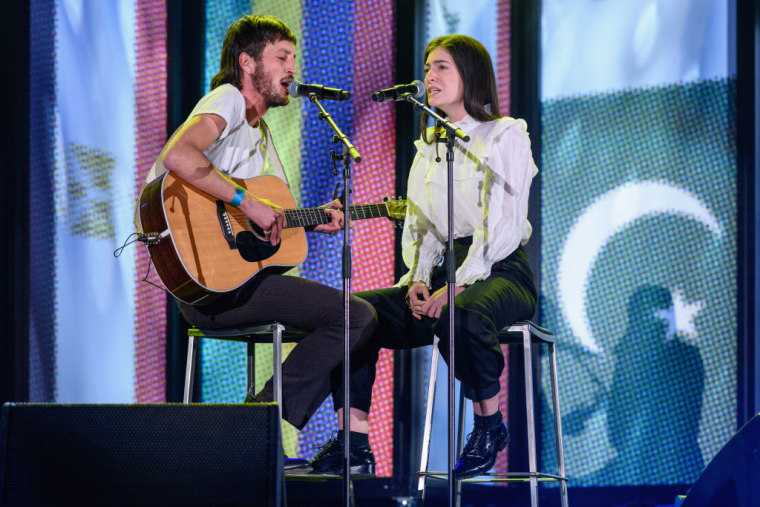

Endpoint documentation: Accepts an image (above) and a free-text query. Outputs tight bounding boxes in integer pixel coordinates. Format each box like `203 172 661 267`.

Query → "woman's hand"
419 284 468 319
406 281 430 320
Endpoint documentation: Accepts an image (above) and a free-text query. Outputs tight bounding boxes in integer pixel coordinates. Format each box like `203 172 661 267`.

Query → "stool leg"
549 342 569 507
418 336 441 497
184 335 198 404
247 341 256 396
456 384 466 507
522 327 539 507
273 323 284 423
457 386 466 456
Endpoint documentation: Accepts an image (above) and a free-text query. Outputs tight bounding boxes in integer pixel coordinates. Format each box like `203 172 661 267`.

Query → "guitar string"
226 202 396 229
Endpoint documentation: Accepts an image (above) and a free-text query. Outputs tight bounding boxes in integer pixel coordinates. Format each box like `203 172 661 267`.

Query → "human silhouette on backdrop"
604 284 704 484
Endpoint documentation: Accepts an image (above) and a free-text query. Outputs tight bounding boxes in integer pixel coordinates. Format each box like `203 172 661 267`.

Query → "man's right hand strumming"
240 194 285 246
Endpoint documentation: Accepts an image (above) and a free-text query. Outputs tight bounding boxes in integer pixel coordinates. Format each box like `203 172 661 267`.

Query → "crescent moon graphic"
557 180 723 354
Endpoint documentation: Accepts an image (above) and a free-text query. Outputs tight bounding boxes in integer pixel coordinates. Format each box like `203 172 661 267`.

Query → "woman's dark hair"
210 15 297 90
420 34 501 143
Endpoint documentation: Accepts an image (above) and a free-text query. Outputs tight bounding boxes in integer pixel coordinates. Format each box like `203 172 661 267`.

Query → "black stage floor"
285 476 687 506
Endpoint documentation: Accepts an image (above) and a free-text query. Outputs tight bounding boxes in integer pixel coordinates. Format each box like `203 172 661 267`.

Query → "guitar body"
139 172 307 305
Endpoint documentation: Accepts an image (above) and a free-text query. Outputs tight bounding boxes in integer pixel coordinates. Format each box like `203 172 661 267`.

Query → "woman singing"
312 34 538 480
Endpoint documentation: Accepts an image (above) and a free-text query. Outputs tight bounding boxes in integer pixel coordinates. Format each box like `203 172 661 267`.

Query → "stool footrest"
418 470 568 483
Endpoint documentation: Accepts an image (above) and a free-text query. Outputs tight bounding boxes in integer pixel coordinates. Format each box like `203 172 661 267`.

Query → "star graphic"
654 288 703 341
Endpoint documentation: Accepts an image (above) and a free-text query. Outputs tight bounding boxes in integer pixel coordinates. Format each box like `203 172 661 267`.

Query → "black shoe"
453 422 509 480
309 436 376 478
284 455 311 474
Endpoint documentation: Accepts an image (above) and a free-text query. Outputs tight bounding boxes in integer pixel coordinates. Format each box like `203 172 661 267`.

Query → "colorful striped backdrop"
199 0 398 476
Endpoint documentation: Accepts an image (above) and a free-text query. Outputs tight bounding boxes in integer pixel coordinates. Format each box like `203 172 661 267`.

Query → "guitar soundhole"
236 231 281 262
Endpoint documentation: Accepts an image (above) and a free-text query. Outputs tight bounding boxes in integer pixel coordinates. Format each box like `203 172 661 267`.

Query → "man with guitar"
137 14 377 464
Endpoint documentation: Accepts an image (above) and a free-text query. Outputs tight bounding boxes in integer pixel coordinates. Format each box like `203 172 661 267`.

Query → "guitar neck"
284 204 388 229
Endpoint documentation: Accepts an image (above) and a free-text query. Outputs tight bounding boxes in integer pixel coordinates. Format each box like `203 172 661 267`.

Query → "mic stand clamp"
307 93 360 507
402 94 470 143
310 94 362 163
402 93 470 507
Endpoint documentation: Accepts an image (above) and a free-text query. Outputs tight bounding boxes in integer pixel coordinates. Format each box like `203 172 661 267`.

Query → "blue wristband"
229 185 245 207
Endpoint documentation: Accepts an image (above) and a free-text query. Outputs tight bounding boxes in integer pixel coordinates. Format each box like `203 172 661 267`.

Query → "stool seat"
495 321 556 344
418 321 569 507
187 324 307 342
183 322 307 424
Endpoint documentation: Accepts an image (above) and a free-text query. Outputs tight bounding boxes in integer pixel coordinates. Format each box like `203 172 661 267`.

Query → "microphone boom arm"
402 94 470 142
308 94 361 163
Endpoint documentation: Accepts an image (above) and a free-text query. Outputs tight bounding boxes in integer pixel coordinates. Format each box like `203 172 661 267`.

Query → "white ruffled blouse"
398 114 538 287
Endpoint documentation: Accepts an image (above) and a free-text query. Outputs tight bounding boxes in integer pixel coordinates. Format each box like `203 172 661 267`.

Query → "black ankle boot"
309 435 376 478
453 422 509 480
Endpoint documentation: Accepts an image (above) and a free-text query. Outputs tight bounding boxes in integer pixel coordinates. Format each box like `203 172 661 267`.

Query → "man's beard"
251 64 288 108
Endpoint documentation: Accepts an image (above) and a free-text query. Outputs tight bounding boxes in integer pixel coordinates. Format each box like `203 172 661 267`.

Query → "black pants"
331 241 536 412
178 273 378 430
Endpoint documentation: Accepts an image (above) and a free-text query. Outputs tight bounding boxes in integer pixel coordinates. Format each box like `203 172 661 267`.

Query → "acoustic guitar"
139 172 406 305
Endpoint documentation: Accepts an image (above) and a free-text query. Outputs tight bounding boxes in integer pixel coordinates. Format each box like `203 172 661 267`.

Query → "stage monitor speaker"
0 403 283 506
682 413 760 507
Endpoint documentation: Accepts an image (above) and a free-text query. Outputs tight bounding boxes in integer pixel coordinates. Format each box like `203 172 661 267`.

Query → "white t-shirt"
144 83 287 184
136 84 289 230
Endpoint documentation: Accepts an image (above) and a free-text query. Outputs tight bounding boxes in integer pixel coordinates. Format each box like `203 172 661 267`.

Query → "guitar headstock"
383 197 407 227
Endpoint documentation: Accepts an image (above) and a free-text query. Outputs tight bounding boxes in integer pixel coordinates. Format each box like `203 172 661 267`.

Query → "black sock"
474 411 503 429
336 430 369 447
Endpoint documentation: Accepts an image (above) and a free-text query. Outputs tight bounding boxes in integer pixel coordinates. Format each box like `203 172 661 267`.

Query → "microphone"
288 81 351 101
371 80 425 102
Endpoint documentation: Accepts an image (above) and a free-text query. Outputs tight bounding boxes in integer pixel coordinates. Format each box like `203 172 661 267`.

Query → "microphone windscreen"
288 81 302 98
411 80 426 98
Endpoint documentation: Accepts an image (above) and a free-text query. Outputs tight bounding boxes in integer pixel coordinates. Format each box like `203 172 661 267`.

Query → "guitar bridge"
216 200 237 250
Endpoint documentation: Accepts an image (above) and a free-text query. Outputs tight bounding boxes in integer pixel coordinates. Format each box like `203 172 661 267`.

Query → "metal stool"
183 323 358 506
418 321 569 507
183 322 306 422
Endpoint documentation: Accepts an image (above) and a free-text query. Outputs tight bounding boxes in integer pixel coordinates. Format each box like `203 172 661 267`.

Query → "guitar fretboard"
284 204 389 228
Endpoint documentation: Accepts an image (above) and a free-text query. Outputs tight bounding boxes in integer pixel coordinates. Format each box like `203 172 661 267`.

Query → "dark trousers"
178 273 377 430
332 242 536 412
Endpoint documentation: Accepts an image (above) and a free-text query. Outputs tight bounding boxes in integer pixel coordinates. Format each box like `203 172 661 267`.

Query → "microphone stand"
402 93 469 507
308 93 360 507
